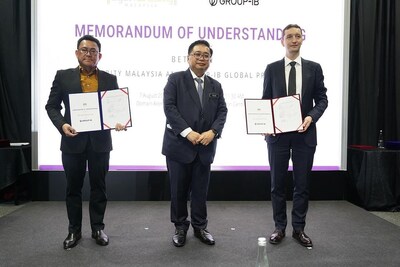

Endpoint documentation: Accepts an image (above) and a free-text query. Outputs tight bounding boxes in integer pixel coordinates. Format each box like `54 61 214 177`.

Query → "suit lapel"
69 67 83 93
279 59 287 96
301 58 310 99
184 69 202 109
97 69 107 91
203 76 214 107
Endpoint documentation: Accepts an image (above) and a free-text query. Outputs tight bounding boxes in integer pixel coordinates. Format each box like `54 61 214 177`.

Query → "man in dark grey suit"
162 40 227 247
46 35 126 249
262 24 328 248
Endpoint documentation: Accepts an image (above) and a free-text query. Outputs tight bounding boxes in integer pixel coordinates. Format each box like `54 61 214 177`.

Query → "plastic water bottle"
256 237 269 267
377 129 384 149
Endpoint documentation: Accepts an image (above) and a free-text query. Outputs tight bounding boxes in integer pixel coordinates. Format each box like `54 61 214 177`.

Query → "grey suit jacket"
162 69 228 164
262 58 328 146
45 67 119 153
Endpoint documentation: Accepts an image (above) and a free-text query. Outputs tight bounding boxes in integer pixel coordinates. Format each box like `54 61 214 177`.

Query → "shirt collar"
284 56 301 67
79 66 98 76
189 69 205 81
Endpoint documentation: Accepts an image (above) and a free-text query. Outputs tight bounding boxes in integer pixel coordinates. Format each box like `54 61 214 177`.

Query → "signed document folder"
244 94 303 134
69 87 132 132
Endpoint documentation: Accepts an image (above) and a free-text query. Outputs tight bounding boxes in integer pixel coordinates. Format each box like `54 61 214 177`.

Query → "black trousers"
267 132 315 232
62 147 110 233
166 155 211 231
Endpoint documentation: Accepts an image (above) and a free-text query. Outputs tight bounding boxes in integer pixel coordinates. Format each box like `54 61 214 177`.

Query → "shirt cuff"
180 127 192 138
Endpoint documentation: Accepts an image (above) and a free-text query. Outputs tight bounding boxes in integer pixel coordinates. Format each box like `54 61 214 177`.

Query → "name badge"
209 93 219 98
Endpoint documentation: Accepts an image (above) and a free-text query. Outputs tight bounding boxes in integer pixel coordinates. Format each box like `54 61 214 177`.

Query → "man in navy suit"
162 40 228 247
262 24 328 248
46 35 126 249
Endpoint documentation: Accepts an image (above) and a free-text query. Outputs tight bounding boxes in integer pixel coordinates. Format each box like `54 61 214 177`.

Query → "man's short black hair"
188 40 213 56
282 24 302 37
77 35 101 52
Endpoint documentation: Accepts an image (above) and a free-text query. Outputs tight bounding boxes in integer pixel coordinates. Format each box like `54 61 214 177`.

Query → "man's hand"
186 131 201 145
262 133 275 136
62 123 78 137
115 123 127 132
298 116 313 133
196 130 216 146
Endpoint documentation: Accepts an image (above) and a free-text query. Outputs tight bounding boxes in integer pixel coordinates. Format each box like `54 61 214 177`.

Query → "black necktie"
195 78 203 106
288 61 296 96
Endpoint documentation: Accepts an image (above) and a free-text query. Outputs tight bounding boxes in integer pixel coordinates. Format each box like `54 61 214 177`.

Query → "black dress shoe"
194 229 215 245
292 230 313 247
92 230 109 246
63 232 82 249
269 229 285 244
172 229 187 247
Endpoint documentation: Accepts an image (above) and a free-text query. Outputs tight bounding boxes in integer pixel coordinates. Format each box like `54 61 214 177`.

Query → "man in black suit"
162 40 227 247
262 24 328 248
46 35 126 249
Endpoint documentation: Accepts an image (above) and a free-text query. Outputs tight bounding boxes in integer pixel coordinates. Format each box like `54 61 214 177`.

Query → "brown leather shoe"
292 230 313 247
269 229 285 244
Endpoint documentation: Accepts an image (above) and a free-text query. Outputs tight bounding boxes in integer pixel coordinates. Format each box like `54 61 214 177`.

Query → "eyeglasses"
78 47 99 55
190 52 211 60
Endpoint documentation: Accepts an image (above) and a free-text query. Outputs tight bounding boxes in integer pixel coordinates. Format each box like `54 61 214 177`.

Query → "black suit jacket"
162 69 228 164
46 67 119 153
262 58 328 146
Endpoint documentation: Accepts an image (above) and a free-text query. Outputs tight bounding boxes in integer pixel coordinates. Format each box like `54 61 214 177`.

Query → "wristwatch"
211 128 218 137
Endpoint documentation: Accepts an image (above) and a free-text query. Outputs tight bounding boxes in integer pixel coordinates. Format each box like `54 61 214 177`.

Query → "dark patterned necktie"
288 61 296 96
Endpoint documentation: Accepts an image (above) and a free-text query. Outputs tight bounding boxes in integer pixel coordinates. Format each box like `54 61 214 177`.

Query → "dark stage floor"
1 201 399 267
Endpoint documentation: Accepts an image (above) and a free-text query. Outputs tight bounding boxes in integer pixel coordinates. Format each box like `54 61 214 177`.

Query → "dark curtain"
349 0 400 146
0 0 31 142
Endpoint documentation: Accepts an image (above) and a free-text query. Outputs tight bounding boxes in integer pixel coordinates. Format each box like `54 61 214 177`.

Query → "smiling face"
281 26 303 60
75 39 102 73
188 44 211 77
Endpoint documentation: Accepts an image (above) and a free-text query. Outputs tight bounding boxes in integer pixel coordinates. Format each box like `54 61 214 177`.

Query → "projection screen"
32 0 349 171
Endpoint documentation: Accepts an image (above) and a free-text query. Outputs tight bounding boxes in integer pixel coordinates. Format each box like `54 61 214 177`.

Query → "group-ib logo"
209 0 259 6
